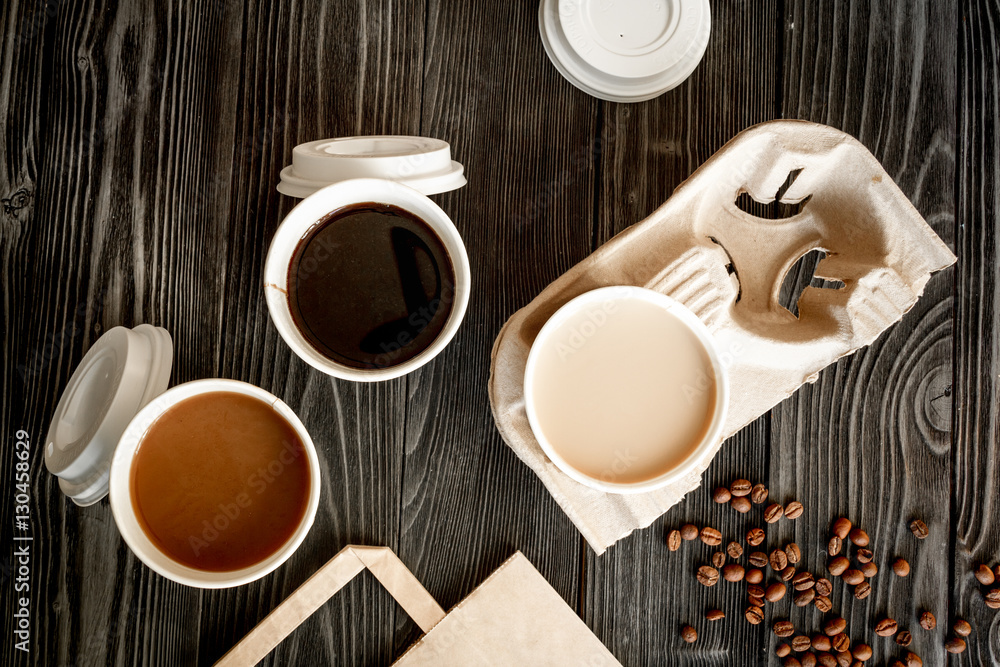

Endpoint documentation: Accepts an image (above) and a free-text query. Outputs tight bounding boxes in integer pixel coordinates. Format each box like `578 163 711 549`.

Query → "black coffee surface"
288 203 455 369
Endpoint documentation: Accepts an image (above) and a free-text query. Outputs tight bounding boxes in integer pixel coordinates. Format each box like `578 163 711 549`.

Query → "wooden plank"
953 1 1000 664
771 2 957 666
582 2 785 664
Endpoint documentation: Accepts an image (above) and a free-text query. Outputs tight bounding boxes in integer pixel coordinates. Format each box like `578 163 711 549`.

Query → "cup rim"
523 286 730 494
264 178 471 382
108 379 321 588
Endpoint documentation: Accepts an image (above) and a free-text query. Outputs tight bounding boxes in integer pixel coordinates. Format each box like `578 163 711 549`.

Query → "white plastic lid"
277 136 467 198
538 0 712 103
44 325 173 507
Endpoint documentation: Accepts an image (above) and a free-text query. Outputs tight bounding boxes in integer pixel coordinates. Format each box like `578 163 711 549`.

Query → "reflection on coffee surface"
288 203 455 369
530 297 717 484
130 392 311 572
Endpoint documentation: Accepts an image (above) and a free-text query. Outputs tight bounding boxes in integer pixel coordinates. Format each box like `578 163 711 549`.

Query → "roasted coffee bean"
831 633 850 652
748 594 765 608
780 566 797 581
889 660 905 667
823 617 847 637
919 611 936 630
828 557 850 576
892 557 910 576
712 551 726 568
953 619 972 636
975 564 996 585
875 618 898 636
843 569 864 585
793 589 816 607
747 584 765 598
745 606 764 624
861 561 878 578
731 479 752 496
803 654 819 667
713 487 732 504
785 543 802 564
766 582 787 602
827 536 842 556
723 564 745 582
667 529 682 551
765 503 784 523
849 528 869 546
995 564 1000 579
771 549 789 571
792 635 812 652
815 653 834 667
815 578 832 596
727 541 744 559
706 609 725 621
783 658 801 667
746 568 764 584
751 483 769 504
851 644 872 660
701 527 723 546
832 517 852 539
814 595 832 612
749 551 768 568
855 548 874 563
681 524 699 540
944 637 966 654
834 651 851 667
774 620 795 637
697 566 719 586
904 652 922 667
785 501 804 519
896 630 913 646
731 497 752 513
793 571 815 591
681 624 697 643
776 643 792 657
854 581 871 599
986 589 1000 608
746 527 766 546
909 518 929 539
811 635 832 651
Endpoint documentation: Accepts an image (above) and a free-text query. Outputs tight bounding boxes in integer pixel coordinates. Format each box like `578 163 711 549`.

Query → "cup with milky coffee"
523 286 729 493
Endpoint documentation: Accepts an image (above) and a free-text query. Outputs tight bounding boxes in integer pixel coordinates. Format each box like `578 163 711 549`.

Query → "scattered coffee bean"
815 578 832 596
766 582 787 602
861 561 878 578
892 557 910 577
731 479 752 496
712 551 726 568
681 524 699 540
904 652 922 667
827 536 842 556
774 620 795 637
828 557 850 576
765 503 785 523
731 497 752 513
830 633 850 652
751 483 768 504
986 588 1000 608
701 527 723 546
944 637 966 653
783 658 801 667
785 501 804 519
746 568 764 584
748 593 765 608
812 635 831 651
713 487 732 504
995 564 1000 579
780 566 797 581
748 584 765 598
814 595 832 612
793 571 815 591
909 519 929 539
745 606 764 624
875 618 898 636
723 564 745 582
889 660 905 667
811 654 828 667
793 588 815 606
749 551 768 568
975 563 996 585
667 530 682 551
771 549 789 571
849 528 869 547
843 569 864 585
832 518 852 539
851 644 872 660
777 643 792 657
706 609 725 621
855 548 874 563
785 543 802 564
823 617 847 636
696 566 719 586
681 624 697 643
727 541 743 559
918 611 936 630
834 651 851 667
746 527 765 546
792 635 812 652
854 581 871 599
895 630 913 646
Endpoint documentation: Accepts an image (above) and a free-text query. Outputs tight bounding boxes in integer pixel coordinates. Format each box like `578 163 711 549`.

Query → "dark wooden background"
1 0 996 665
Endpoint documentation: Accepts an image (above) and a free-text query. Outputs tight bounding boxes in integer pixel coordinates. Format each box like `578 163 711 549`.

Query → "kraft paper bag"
488 120 957 555
216 546 621 666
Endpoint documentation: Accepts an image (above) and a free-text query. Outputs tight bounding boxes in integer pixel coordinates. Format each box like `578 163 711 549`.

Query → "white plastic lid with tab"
44 325 173 507
277 136 467 198
538 0 712 103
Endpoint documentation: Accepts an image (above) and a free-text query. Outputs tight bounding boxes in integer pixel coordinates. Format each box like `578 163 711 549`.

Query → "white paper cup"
264 178 471 381
524 286 729 494
108 379 321 588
